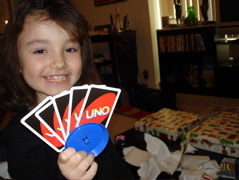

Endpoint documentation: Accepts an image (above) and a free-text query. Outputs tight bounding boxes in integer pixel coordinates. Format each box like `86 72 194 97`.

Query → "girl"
0 0 134 179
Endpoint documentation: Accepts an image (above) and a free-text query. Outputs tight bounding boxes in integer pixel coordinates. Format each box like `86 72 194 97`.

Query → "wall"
71 0 160 89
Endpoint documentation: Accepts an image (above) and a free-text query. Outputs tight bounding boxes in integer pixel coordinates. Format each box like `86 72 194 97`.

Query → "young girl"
0 0 134 179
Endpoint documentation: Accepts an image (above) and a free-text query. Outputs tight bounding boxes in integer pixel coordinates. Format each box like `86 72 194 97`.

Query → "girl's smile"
43 74 70 84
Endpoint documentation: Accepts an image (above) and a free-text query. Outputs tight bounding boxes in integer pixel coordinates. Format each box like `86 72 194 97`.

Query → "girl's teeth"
45 75 67 81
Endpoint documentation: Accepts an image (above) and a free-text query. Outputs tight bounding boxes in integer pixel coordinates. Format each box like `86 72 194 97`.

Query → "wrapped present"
135 108 203 141
187 112 239 158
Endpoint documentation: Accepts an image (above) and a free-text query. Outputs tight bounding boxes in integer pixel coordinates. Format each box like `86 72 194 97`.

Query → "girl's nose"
49 54 67 70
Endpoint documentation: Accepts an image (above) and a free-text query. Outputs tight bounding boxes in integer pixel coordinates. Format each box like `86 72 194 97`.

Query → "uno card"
77 85 121 127
52 90 70 140
35 100 65 142
20 97 65 152
67 85 89 135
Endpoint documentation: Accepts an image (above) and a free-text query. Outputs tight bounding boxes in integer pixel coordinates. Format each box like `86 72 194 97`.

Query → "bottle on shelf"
115 7 122 32
184 6 198 26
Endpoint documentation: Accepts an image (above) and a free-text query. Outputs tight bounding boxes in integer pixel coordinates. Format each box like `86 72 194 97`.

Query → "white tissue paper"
123 133 220 180
0 162 11 179
179 155 220 180
123 146 151 167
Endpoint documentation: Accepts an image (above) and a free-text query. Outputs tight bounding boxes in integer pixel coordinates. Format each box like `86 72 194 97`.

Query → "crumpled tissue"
123 133 220 180
178 155 220 180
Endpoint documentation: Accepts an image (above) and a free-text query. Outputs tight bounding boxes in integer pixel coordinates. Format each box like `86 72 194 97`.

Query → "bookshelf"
157 23 217 96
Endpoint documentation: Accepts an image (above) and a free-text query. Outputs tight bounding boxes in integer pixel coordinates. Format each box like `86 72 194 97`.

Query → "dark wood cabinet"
91 31 138 92
214 66 239 98
157 24 217 96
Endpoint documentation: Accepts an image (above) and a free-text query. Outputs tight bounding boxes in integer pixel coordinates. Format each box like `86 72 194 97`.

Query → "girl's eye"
65 48 77 52
34 49 46 54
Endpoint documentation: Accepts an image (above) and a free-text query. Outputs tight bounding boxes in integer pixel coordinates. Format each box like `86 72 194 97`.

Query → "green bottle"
185 6 198 26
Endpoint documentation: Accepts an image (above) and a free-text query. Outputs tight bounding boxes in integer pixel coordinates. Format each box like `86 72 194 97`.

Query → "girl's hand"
58 147 98 180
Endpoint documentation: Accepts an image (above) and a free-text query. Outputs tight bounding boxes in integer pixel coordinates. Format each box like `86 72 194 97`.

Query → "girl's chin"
37 88 70 104
50 88 70 96
39 88 70 98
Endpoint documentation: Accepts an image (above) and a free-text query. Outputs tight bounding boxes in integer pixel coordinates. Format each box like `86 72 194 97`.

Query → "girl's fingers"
81 161 98 180
58 147 76 163
74 153 95 173
58 148 98 180
59 150 88 171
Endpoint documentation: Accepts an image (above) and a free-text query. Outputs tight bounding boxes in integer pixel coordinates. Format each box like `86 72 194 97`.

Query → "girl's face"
17 15 82 104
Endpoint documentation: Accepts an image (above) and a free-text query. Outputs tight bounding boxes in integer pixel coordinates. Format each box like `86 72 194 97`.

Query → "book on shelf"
158 33 205 53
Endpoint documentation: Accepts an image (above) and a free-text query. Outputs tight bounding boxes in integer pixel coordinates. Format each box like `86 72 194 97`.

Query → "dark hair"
0 0 100 111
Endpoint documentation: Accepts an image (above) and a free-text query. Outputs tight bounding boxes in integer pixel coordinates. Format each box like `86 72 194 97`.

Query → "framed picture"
94 0 126 7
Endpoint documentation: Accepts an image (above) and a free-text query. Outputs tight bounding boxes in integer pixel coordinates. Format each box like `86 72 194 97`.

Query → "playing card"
76 85 121 128
67 85 89 135
21 97 65 152
35 100 65 142
20 84 120 153
52 90 70 140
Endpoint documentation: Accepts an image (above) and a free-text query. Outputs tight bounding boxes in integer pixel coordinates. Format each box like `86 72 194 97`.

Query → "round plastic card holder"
65 123 109 157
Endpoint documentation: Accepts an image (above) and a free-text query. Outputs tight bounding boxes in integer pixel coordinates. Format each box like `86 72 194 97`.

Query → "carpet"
114 104 151 119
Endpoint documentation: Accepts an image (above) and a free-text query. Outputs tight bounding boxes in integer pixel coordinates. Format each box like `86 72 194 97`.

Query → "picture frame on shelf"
94 0 126 7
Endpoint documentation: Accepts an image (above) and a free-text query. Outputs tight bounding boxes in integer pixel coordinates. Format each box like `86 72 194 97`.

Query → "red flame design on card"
79 93 116 125
40 112 64 147
69 98 85 132
62 105 69 134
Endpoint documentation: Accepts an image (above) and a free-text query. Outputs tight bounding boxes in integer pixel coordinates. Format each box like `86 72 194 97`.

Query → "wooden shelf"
157 23 217 96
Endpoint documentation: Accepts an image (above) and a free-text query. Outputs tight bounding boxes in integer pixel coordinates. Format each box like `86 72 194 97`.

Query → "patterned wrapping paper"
187 112 239 158
135 108 204 141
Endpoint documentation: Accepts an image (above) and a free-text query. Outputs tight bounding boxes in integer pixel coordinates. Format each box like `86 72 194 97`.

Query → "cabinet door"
215 66 239 98
91 31 138 92
114 31 138 92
